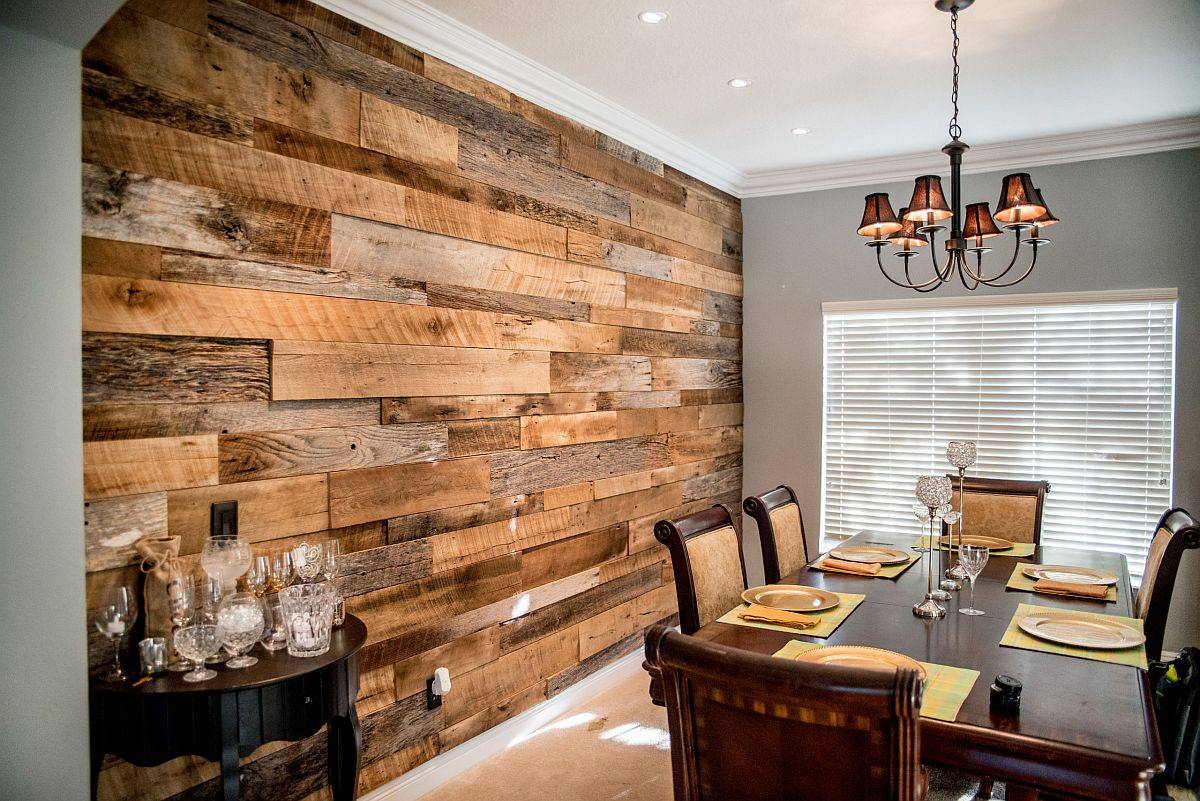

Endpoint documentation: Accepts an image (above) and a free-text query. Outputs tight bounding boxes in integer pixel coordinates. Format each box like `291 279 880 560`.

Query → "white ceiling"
403 0 1200 191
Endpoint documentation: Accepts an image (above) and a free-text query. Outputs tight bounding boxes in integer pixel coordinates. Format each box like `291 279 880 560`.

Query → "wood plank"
85 7 359 144
83 435 217 499
629 194 723 253
360 93 459 173
651 357 742 390
459 132 629 224
125 0 207 36
83 399 379 441
682 465 743 503
625 274 704 319
567 232 742 296
447 418 521 458
509 94 596 148
381 391 679 423
219 423 447 482
337 539 433 597
520 524 627 589
387 493 543 543
438 681 546 753
167 474 329 554
561 136 684 208
83 274 618 354
598 217 740 276
160 252 427 306
589 305 692 334
629 499 710 554
84 492 168 572
705 290 743 324
423 55 510 110
519 407 698 450
82 237 161 280
270 340 550 401
543 482 593 510
425 283 587 322
690 319 720 336
596 453 742 501
668 425 743 464
722 226 742 259
595 133 663 175
578 583 676 660
207 0 558 160
332 214 623 306
82 163 331 267
392 626 501 700
83 332 269 405
698 403 743 429
489 435 671 497
680 387 743 406
330 456 491 527
684 184 743 232
666 164 741 215
549 353 651 392
620 328 741 360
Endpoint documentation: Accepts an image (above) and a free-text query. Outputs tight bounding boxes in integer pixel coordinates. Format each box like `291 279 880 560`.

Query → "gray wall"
743 147 1200 651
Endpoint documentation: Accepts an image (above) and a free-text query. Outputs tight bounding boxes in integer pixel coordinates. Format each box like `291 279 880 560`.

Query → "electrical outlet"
426 676 443 710
211 501 238 538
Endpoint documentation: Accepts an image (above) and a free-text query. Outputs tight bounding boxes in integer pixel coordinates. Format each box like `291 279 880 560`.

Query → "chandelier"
855 0 1060 292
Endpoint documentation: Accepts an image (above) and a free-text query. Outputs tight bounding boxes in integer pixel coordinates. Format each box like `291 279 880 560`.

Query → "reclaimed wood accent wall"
81 1 742 798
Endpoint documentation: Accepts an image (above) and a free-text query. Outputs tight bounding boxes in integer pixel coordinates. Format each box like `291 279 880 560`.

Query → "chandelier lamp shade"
855 0 1061 292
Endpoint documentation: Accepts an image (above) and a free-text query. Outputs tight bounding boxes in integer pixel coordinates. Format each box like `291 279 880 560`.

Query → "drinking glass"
244 554 270 597
166 572 195 672
200 535 252 594
93 586 138 681
280 582 336 657
259 595 289 651
268 548 294 591
958 544 990 616
197 576 227 664
216 592 264 668
174 624 219 682
292 541 324 583
322 541 345 627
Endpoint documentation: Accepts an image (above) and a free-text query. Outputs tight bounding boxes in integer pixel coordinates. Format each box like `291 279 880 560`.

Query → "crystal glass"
175 624 219 682
200 535 252 594
946 440 978 470
93 586 138 681
166 572 195 672
322 541 345 627
216 592 265 668
243 554 270 597
292 541 325 583
259 594 289 651
280 582 336 657
959 544 990 616
197 576 227 664
914 475 953 508
268 548 294 591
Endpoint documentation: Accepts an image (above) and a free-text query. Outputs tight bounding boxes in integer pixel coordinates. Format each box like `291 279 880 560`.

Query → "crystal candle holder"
280 582 336 658
946 440 977 470
915 475 952 508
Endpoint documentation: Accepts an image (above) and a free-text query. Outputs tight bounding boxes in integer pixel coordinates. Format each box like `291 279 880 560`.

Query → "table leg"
219 693 240 801
328 708 361 801
1007 784 1039 801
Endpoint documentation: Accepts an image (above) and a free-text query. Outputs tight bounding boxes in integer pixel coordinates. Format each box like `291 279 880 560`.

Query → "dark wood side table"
89 614 366 801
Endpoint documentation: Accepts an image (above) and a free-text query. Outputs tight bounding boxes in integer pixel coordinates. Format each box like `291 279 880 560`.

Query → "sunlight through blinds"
821 293 1176 582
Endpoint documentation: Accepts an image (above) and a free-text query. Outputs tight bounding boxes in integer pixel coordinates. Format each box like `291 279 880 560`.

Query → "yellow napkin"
816 557 881 576
1033 578 1111 600
737 603 821 630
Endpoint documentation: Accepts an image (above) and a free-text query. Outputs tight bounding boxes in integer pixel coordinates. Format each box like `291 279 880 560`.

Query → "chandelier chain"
949 9 961 139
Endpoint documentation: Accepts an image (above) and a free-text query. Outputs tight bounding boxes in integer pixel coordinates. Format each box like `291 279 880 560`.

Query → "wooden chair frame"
742 484 807 585
942 475 1050 545
653 504 746 636
1140 507 1200 662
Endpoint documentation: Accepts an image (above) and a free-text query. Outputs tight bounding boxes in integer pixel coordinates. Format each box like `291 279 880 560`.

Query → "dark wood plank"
425 283 587 322
387 492 544 543
338 539 434 597
620 328 741 360
446 418 521 458
489 435 672 496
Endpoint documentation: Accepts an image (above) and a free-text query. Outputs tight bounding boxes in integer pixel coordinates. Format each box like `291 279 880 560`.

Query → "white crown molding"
313 0 743 194
740 116 1200 198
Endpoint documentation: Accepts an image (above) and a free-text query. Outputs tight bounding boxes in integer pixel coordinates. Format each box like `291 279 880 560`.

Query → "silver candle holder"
913 475 952 619
944 441 977 585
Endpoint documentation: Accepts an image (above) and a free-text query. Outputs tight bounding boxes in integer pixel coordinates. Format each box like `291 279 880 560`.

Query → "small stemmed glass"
958 544 990 615
166 572 195 672
174 624 219 682
244 554 270 598
93 586 138 681
216 592 264 669
322 541 345 627
269 548 294 591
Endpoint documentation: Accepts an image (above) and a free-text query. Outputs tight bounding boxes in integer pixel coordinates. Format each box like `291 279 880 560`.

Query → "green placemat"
811 552 922 580
1004 564 1116 602
1001 602 1147 669
914 535 1035 558
718 592 865 639
773 640 979 722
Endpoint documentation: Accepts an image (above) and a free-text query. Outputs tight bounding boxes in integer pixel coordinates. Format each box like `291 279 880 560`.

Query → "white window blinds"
821 291 1176 582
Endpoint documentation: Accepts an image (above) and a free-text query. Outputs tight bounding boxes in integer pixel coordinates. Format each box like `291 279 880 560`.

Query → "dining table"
646 528 1164 801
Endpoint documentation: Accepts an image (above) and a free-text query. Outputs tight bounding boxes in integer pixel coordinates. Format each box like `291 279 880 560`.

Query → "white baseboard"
360 648 647 801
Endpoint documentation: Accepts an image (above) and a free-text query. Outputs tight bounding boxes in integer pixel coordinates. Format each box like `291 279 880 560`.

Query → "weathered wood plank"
489 435 671 497
83 274 618 354
543 481 593 511
83 163 331 267
680 386 743 406
578 583 676 660
82 68 254 145
596 132 663 176
567 232 742 297
589 305 692 333
82 237 161 280
160 252 427 306
332 214 623 306
425 283 587 322
83 399 379 441
381 390 679 423
207 0 558 160
125 0 207 36
83 332 269 404
423 56 510 109
629 194 723 254
625 274 704 319
83 435 218 499
682 465 743 502
84 492 168 572
167 474 329 554
329 456 491 528
705 289 743 324
271 340 551 401
650 357 742 390
337 539 433 597
509 93 596 148
598 217 740 276
459 132 630 224
437 681 546 753
360 93 458 173
668 425 743 464
666 164 741 216
519 407 698 450
549 353 651 392
561 136 684 208
698 402 743 429
519 523 627 589
387 492 542 543
392 626 500 701
219 423 447 482
620 328 741 360
722 226 743 259
447 418 521 458
684 184 743 232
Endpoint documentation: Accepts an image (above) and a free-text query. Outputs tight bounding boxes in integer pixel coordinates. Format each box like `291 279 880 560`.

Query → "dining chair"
654 504 747 635
645 623 925 801
945 476 1049 545
1135 507 1200 662
742 484 808 585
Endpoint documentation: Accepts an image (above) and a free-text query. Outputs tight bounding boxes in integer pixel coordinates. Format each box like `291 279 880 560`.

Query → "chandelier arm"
977 243 1040 288
904 256 948 293
958 251 981 291
960 229 1020 282
925 228 959 282
876 247 943 290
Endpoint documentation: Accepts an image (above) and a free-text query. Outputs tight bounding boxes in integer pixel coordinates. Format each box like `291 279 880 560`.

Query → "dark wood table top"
694 530 1163 798
91 614 366 695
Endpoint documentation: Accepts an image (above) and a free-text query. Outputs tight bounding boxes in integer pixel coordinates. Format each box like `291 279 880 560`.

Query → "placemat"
914 535 1036 558
773 640 979 722
1000 602 1147 669
811 551 922 580
1004 564 1116 602
718 592 865 639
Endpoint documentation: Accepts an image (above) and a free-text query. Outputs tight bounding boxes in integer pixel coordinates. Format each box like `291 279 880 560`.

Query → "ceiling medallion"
855 0 1060 292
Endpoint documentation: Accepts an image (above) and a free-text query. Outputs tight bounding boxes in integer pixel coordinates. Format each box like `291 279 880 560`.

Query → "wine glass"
244 554 270 597
216 592 264 669
93 586 138 681
958 544 990 616
200 535 251 594
174 624 219 682
322 540 345 627
911 503 931 549
197 576 227 664
268 548 294 591
166 572 195 672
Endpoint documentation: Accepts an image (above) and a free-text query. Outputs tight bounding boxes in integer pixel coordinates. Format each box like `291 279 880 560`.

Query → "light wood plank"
549 353 651 392
620 328 740 360
629 194 723 253
560 137 684 208
167 474 329 554
589 305 692 334
82 237 161 280
330 456 491 528
625 274 704 319
698 403 743 429
423 56 510 109
446 418 521 458
83 399 380 441
650 357 742 390
360 93 458 173
84 492 168 572
84 435 217 499
543 482 593 510
382 391 679 423
520 407 698 449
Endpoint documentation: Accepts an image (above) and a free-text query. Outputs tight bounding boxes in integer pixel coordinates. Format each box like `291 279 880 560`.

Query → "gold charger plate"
793 645 928 682
741 585 840 612
1017 611 1145 650
1021 564 1118 586
939 534 1015 551
830 545 911 566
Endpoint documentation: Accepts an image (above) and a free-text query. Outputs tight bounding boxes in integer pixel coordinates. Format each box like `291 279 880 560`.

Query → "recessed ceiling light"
638 10 669 24
790 127 811 135
727 78 752 88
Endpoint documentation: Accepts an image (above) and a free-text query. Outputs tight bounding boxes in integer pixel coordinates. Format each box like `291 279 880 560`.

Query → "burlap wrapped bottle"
134 534 184 638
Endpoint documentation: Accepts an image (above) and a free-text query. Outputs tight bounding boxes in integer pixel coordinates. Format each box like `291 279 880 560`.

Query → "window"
821 289 1176 581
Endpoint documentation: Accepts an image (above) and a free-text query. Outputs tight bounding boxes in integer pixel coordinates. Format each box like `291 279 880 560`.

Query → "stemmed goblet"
216 592 264 669
268 548 294 591
200 534 251 595
174 624 219 682
244 554 270 598
166 572 195 672
958 544 990 615
322 540 345 627
93 586 138 681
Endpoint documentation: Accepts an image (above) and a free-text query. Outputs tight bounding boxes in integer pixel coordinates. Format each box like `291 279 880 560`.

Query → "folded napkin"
1033 578 1111 599
816 557 881 576
737 603 821 630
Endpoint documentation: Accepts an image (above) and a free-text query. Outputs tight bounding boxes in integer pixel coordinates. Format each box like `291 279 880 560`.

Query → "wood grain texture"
84 492 168 571
83 398 379 440
83 435 217 499
329 456 491 528
82 237 161 280
360 92 458 172
625 274 704 319
549 352 652 392
167 473 329 552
